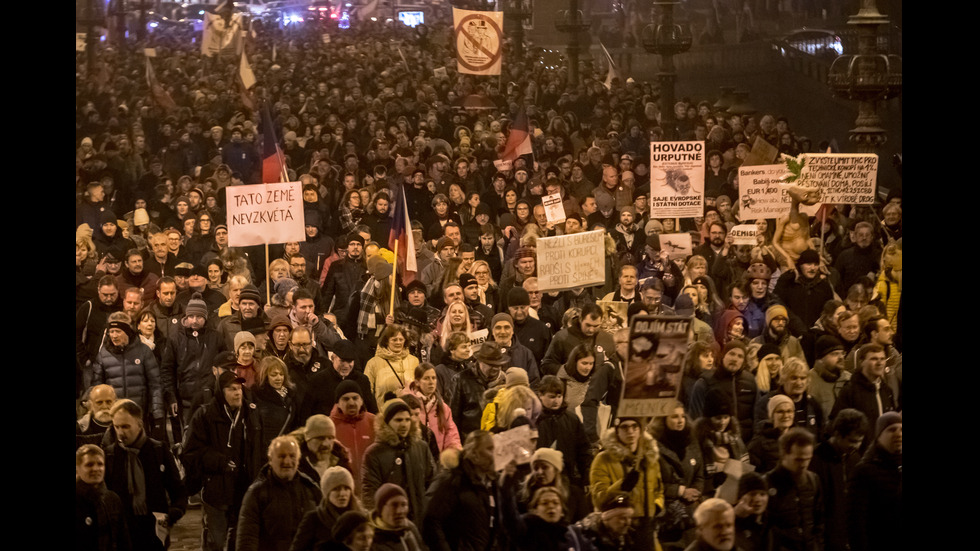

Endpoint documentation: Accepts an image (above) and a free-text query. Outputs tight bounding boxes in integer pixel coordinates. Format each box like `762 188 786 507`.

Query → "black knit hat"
507 287 530 307
331 511 371 543
738 472 768 499
703 388 734 418
335 380 362 403
815 335 844 359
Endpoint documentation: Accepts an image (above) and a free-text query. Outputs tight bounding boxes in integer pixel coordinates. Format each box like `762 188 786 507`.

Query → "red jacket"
330 404 376 489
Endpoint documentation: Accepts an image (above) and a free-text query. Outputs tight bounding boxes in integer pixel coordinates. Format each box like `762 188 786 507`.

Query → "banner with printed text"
226 182 305 247
649 141 705 218
453 7 503 75
619 315 692 418
536 230 605 292
799 153 878 206
738 164 791 220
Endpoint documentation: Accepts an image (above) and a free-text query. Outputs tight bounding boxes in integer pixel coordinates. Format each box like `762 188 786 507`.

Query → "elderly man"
499 247 537 310
303 340 378 419
76 384 118 449
105 400 187 551
116 248 160 304
216 284 269 351
236 436 322 551
489 312 540 385
687 498 737 551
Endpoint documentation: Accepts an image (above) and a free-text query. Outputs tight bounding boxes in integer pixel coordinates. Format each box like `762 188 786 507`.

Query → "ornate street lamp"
641 1 692 139
555 0 591 86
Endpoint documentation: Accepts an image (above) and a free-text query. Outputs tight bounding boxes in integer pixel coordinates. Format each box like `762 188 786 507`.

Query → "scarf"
661 426 692 460
118 430 149 515
138 334 156 350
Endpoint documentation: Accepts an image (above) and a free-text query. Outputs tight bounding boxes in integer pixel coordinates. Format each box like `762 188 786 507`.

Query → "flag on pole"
389 184 418 284
397 46 410 70
271 43 277 62
202 2 243 57
494 109 534 170
240 51 256 90
145 55 177 111
261 104 286 184
600 42 622 90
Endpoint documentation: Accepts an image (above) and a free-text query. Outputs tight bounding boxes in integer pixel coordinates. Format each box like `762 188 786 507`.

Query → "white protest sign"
226 182 305 247
468 328 489 354
433 67 447 78
321 33 331 44
738 164 791 220
658 233 692 261
76 33 87 52
649 141 705 218
536 230 605 292
144 48 157 57
492 425 534 470
730 224 758 246
541 193 566 224
800 153 878 205
619 315 692 418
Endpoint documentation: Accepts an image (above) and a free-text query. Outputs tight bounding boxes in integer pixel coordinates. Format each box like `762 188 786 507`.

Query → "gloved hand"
621 468 641 492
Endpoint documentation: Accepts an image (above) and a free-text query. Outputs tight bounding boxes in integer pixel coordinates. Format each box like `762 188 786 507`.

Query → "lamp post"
76 0 105 79
827 0 902 153
641 1 692 139
555 0 591 86
503 0 532 61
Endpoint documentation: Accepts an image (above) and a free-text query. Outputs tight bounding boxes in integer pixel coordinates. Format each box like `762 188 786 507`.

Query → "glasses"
290 342 313 348
617 423 641 431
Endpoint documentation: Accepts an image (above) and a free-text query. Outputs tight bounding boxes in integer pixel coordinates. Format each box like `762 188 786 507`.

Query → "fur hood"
373 412 423 446
598 426 660 465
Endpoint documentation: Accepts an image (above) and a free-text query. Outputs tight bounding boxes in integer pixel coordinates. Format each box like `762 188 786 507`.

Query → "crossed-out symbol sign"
455 14 502 72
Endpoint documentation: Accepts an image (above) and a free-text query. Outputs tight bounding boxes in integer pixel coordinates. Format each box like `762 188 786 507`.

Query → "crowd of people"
76 4 902 551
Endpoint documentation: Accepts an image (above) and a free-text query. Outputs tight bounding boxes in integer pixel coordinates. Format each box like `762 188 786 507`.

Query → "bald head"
89 385 118 424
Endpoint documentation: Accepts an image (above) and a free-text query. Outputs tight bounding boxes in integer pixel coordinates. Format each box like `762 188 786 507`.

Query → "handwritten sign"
226 182 304 246
738 164 791 220
619 315 692 418
468 328 489 354
730 224 758 246
536 230 605 292
801 153 878 205
649 141 705 218
492 425 534 471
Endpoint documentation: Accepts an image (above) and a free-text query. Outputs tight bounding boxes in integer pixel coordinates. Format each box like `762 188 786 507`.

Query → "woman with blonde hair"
253 356 299 453
469 260 499 310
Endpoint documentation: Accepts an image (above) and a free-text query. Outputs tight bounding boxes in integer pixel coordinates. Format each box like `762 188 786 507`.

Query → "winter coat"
575 511 636 551
182 394 263 507
289 499 362 551
321 257 366 324
692 417 749 498
829 370 896 440
93 339 165 421
773 271 835 331
747 424 783 473
590 428 665 520
76 479 132 551
537 403 594 486
364 346 419 406
655 426 706 506
541 321 617 377
405 388 462 451
160 325 226 409
765 465 824 551
329 404 376 487
847 444 901 551
423 453 503 551
753 391 824 437
557 365 594 412
104 434 187 550
807 361 851 421
505 512 595 551
236 465 322 551
514 316 553 363
809 440 861 551
361 415 435 523
451 364 506 437
370 515 427 551
689 366 759 441
253 383 299 453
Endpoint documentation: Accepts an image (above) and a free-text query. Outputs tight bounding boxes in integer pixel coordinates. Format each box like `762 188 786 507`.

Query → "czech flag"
494 108 534 170
261 104 286 184
388 183 418 284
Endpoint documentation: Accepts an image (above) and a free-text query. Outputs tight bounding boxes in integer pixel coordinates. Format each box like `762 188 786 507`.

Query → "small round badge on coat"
596 345 604 353
172 319 177 324
160 465 166 472
250 403 256 409
85 517 93 525
395 458 403 465
768 488 777 496
312 362 321 372
809 418 816 425
192 331 199 337
690 458 696 465
135 359 141 365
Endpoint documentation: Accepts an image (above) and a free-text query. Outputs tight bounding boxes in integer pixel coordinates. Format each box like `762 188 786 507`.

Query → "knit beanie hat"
797 248 821 267
335 380 362 403
491 313 514 330
305 414 335 440
382 398 412 424
507 287 530 307
738 472 768 499
239 284 261 304
320 466 354 497
766 304 789 326
374 483 407 512
331 511 371 543
766 394 795 420
875 411 902 439
184 292 209 319
530 447 564 472
704 388 734 418
234 331 256 351
757 343 781 362
504 367 529 388
106 312 136 340
815 335 844 359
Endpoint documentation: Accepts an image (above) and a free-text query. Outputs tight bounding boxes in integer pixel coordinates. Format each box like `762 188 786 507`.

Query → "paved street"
170 506 202 551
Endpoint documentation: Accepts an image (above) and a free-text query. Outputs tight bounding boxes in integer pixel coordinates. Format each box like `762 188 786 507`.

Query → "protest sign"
658 233 692 261
619 315 692 418
433 66 447 78
226 182 304 247
453 7 503 75
730 224 758 246
541 192 566 224
738 164 791 220
536 230 605 292
649 141 705 218
468 328 489 354
492 425 534 471
800 153 878 205
144 48 157 57
597 301 628 332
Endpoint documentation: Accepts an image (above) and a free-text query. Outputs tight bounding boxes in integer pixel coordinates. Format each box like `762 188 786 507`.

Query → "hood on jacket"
598 426 659 464
373 410 423 446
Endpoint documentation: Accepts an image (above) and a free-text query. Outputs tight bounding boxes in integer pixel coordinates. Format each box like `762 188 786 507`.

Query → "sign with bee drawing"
649 141 705 218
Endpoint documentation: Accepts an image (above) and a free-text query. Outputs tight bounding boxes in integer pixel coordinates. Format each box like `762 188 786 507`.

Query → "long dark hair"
413 363 449 434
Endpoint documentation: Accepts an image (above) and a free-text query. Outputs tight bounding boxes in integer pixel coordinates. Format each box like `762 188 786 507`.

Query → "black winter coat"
76 480 132 551
253 383 299 453
847 444 901 551
423 458 503 551
160 325 226 409
236 465 322 551
830 370 897 440
536 404 594 485
809 440 861 551
765 465 824 551
690 367 759 441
